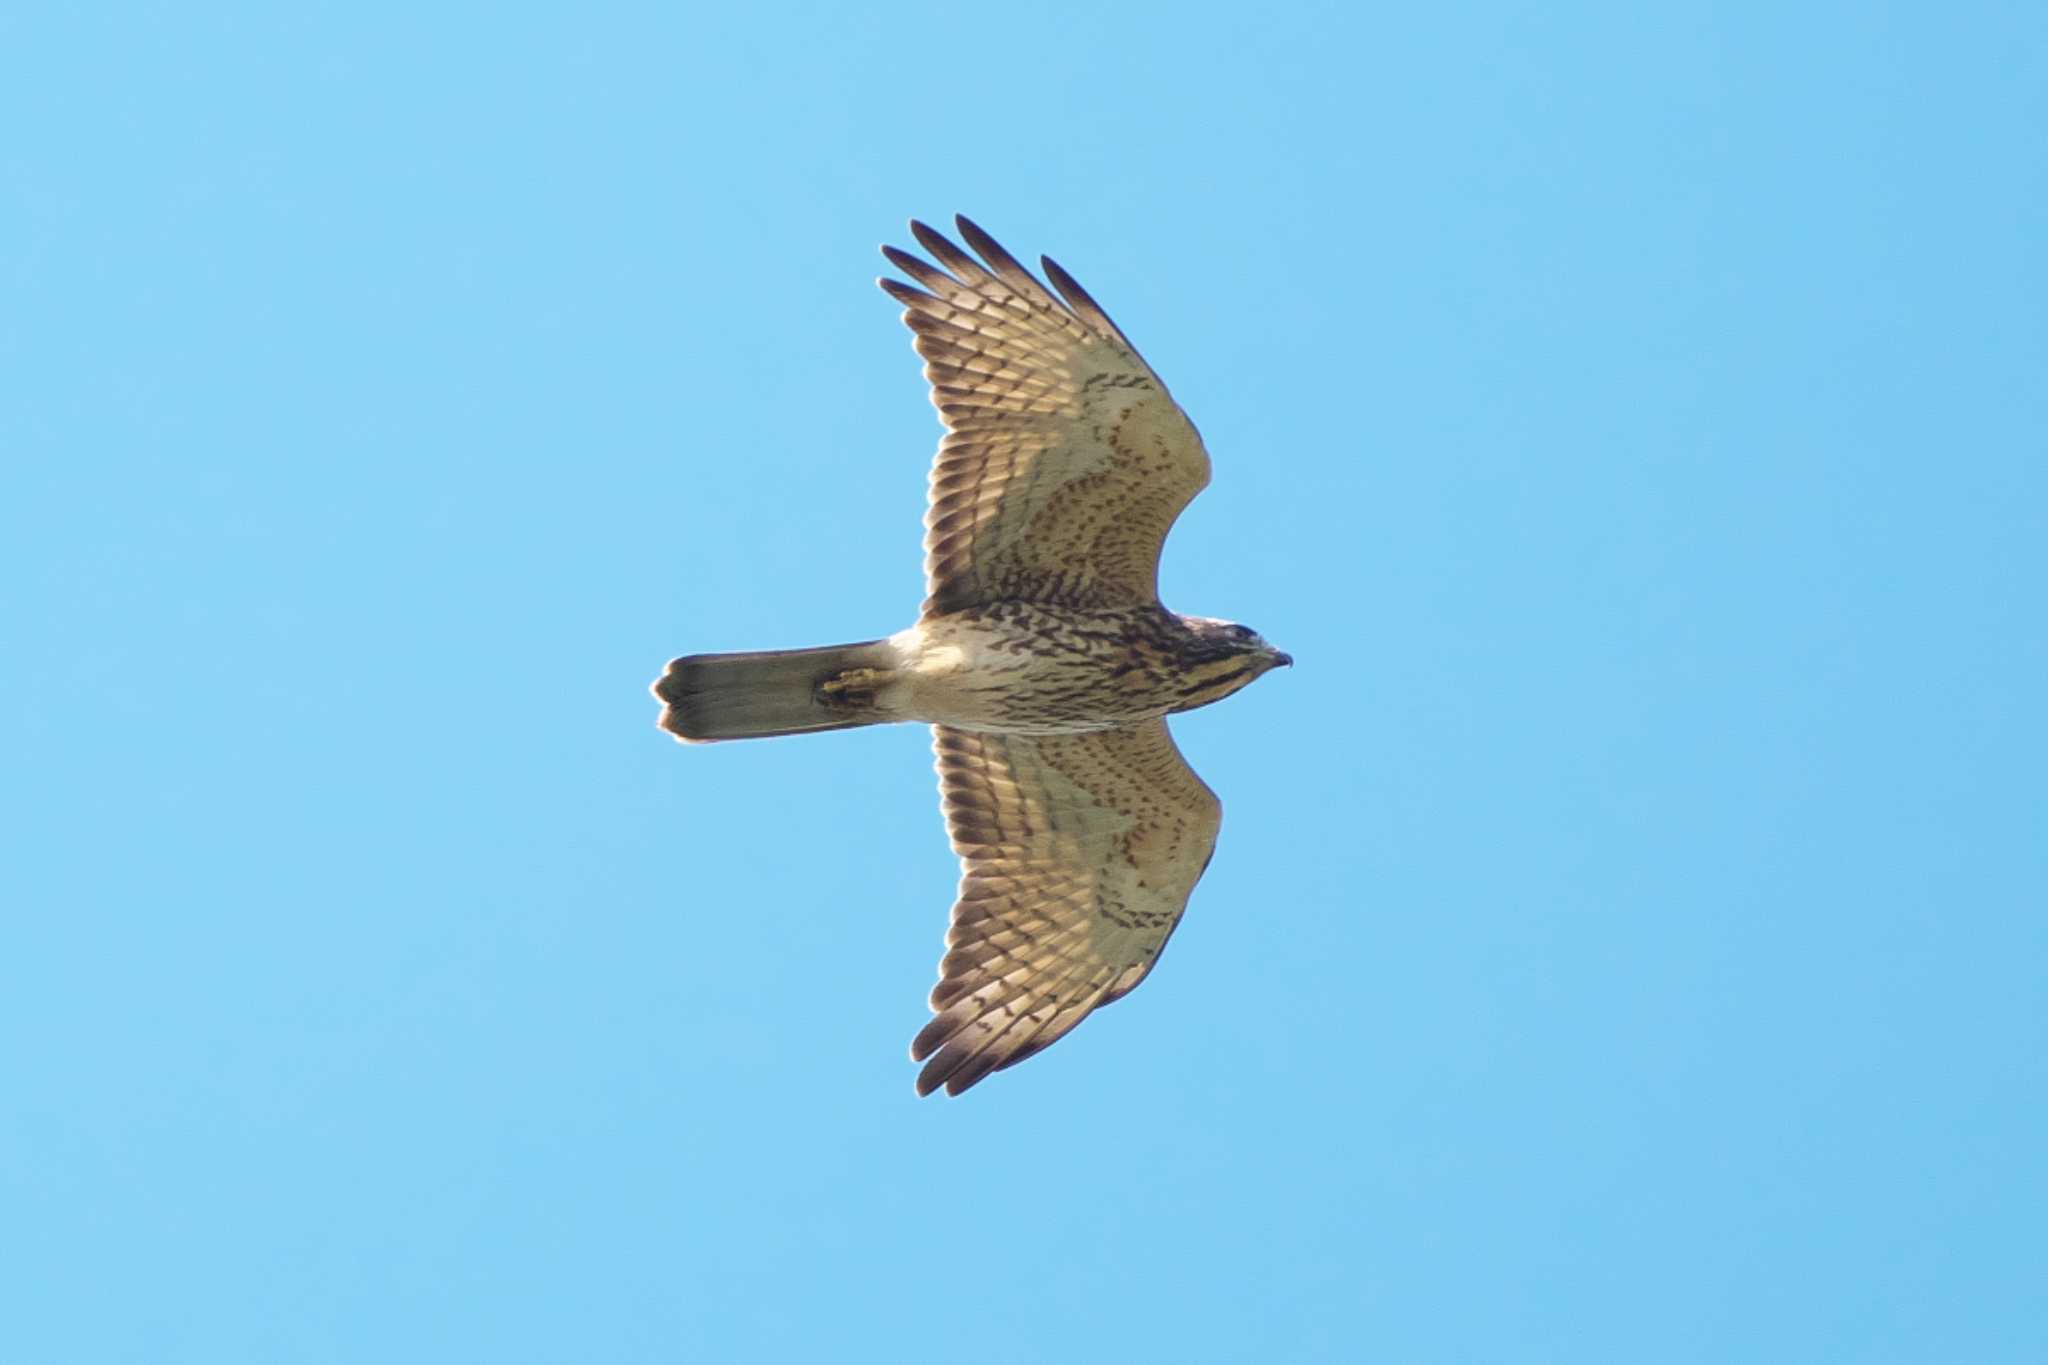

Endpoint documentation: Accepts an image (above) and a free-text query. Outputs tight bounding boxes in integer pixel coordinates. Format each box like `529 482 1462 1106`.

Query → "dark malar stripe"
1175 662 1253 699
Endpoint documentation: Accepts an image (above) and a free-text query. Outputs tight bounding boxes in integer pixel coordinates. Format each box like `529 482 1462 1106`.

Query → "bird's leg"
815 666 889 713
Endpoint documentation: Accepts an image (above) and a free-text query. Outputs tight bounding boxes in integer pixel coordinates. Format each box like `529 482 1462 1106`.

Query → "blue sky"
5 4 2044 1361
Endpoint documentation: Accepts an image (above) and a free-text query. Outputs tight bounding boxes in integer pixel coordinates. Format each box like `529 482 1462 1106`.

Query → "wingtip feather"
909 217 971 273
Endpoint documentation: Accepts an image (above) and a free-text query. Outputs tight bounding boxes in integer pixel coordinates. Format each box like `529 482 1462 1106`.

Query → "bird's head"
1168 615 1293 712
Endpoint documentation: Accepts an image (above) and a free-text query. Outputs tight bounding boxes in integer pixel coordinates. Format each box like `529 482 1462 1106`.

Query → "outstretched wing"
881 216 1211 617
914 720 1223 1097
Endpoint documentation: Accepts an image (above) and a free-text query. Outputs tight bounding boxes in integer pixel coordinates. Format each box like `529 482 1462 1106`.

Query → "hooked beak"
1271 651 1294 669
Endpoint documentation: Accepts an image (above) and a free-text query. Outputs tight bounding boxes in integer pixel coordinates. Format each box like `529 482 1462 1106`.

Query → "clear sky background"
5 4 2044 1362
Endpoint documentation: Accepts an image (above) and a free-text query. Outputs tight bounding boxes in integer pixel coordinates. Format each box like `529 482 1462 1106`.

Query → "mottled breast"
899 603 1190 734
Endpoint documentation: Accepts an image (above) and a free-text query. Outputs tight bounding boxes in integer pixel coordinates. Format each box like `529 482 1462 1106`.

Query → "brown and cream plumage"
653 217 1288 1096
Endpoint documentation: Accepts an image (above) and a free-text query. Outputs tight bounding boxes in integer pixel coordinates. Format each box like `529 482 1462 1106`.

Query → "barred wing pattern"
915 720 1223 1096
881 217 1212 616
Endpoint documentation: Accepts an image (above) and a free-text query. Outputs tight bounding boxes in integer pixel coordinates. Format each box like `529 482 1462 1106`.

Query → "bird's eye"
1230 624 1255 641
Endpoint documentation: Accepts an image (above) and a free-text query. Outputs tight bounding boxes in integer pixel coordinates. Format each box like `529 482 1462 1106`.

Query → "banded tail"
653 639 896 742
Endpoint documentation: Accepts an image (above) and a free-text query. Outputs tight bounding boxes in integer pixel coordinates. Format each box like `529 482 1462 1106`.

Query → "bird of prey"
653 216 1289 1096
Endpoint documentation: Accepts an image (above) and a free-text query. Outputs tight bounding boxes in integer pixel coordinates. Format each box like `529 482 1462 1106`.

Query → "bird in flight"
653 217 1289 1096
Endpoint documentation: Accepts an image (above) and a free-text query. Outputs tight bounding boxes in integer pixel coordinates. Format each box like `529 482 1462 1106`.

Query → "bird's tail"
652 639 898 742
